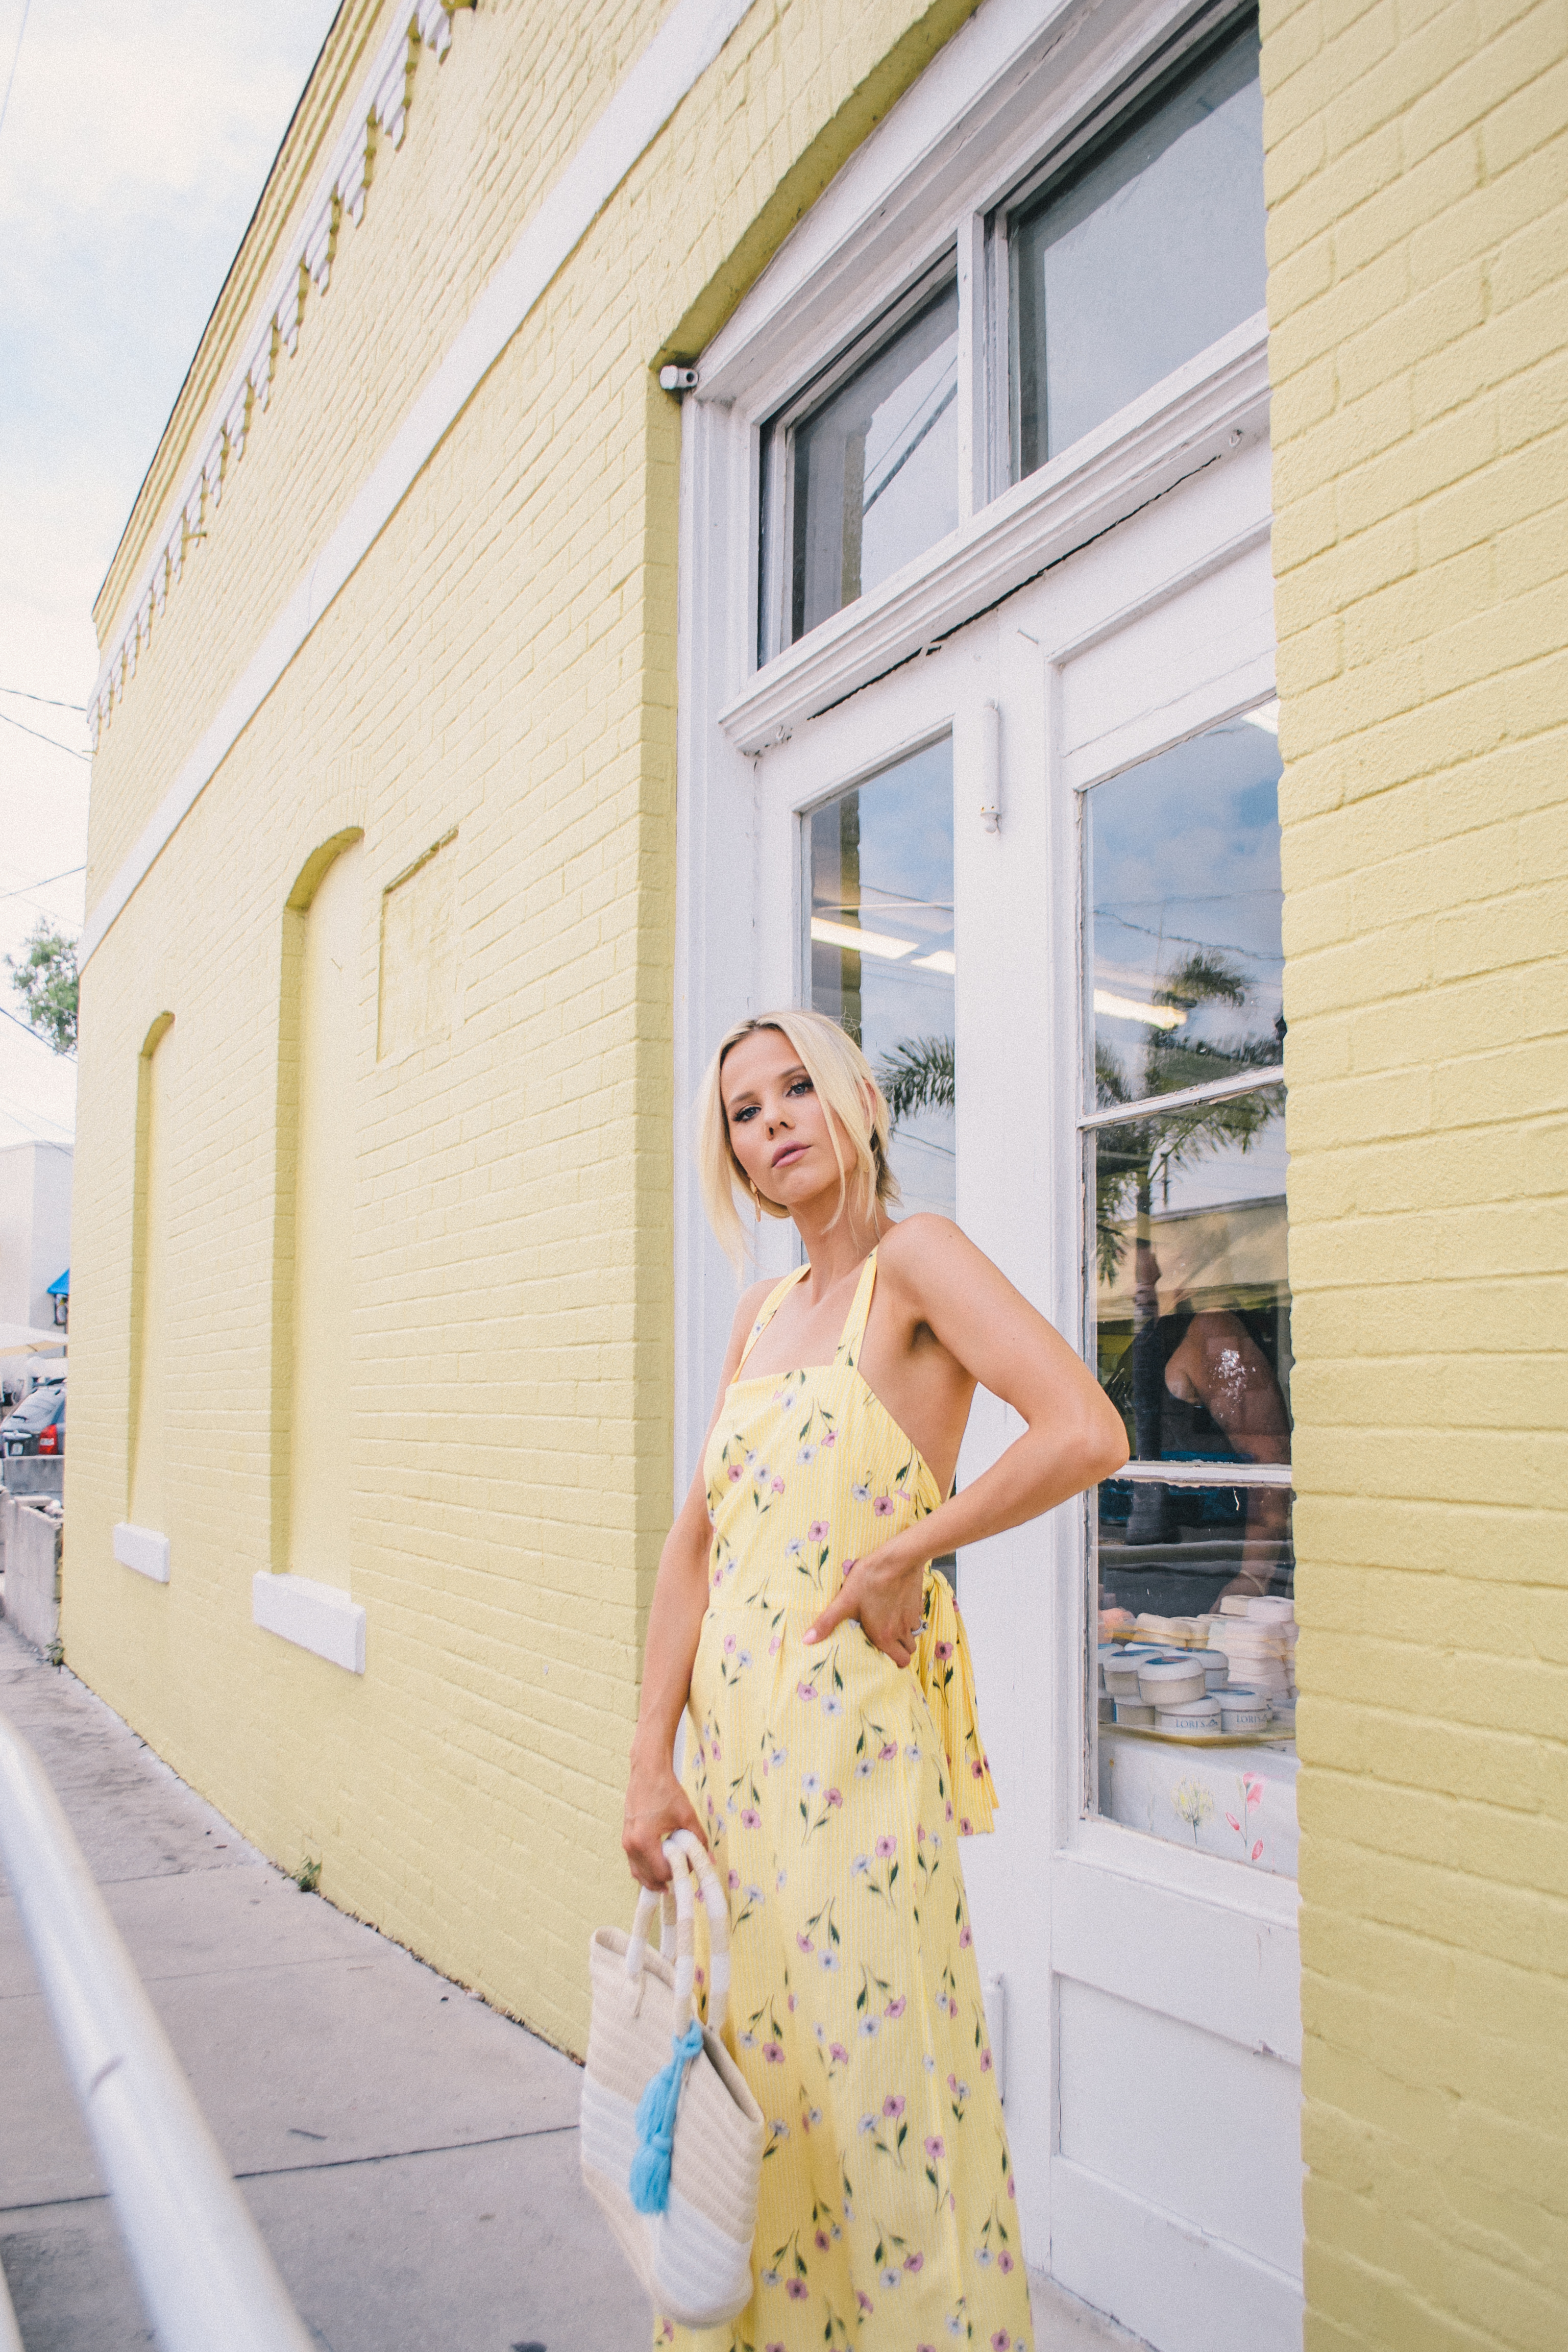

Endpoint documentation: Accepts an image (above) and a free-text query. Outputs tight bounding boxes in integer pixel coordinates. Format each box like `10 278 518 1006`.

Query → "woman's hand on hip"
804 1538 927 1669
623 1747 708 1890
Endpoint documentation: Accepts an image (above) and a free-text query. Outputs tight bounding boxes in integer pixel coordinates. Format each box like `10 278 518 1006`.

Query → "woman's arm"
622 1281 772 1889
806 1218 1128 1660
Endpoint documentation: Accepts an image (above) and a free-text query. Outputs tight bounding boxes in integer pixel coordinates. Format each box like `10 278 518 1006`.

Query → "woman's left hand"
804 1538 927 1668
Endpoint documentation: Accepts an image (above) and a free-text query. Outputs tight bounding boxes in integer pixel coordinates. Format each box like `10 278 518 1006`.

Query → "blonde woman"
625 1010 1127 2351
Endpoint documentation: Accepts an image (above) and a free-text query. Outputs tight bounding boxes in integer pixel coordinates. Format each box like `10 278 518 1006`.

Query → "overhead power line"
0 709 90 762
0 0 32 153
0 687 87 714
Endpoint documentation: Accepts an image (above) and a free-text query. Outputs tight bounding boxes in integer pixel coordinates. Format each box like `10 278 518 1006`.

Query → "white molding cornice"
716 314 1270 757
90 0 479 752
82 0 760 966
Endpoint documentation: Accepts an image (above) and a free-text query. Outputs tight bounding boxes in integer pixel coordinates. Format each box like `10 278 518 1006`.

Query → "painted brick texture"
1263 0 1568 2344
72 0 982 2060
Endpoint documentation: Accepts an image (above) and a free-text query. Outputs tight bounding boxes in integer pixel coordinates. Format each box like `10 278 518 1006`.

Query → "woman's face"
721 1029 850 1216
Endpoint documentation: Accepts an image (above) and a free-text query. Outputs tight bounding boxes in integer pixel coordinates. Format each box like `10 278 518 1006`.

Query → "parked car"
2 1383 65 1457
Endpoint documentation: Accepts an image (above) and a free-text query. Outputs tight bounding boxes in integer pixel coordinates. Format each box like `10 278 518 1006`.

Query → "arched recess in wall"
271 831 364 1581
128 1012 176 1530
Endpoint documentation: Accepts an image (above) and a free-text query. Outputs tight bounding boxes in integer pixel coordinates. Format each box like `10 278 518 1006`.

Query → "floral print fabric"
659 1254 1033 2351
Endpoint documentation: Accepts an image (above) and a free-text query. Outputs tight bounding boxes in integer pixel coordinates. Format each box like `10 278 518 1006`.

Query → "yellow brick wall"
1264 0 1568 2343
72 0 982 2056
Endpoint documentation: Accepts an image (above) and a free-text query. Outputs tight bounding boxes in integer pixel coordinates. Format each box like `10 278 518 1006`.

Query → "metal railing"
0 1712 315 2352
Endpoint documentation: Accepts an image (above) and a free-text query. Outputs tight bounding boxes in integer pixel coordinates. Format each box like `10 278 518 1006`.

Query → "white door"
707 431 1303 2352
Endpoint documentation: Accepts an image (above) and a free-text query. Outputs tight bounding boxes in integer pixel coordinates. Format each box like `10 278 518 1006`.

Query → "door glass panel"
776 281 959 651
1011 13 1265 476
806 737 954 1221
1084 709 1294 1874
1090 709 1284 1100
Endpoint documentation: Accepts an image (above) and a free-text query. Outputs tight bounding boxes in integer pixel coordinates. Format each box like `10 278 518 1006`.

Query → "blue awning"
46 1269 68 1296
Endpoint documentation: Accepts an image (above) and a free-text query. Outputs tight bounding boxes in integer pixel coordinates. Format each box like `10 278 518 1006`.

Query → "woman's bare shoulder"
877 1214 979 1283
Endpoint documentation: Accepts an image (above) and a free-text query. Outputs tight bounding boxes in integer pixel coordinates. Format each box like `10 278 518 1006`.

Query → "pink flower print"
1243 1773 1264 1813
997 2250 1014 2273
924 2134 945 2160
873 1494 895 1516
772 1477 786 1493
1007 2172 1016 2198
796 1932 814 1953
917 1824 926 1844
1252 1840 1264 1860
885 1995 906 2019
830 2042 849 2064
946 1800 954 1822
815 2228 831 2250
822 1429 837 1447
855 2290 874 2316
883 2094 906 2119
879 1740 899 1761
981 2048 993 2073
807 1520 829 1541
972 1759 985 1778
959 1817 973 1835
741 1807 762 1830
723 1632 737 1655
959 1926 973 1948
935 1638 954 1660
727 1464 742 1482
904 2251 924 2274
727 1868 740 1891
826 1785 843 1807
992 2334 1012 2350
797 1682 818 1703
769 1634 781 1655
763 2041 785 2065
786 2278 808 2301
875 1833 897 1858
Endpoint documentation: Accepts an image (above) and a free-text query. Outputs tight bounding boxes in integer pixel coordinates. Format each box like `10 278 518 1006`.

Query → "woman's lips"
771 1143 805 1168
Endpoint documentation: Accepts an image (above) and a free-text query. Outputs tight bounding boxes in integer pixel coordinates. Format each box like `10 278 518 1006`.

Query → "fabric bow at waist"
914 1567 997 1836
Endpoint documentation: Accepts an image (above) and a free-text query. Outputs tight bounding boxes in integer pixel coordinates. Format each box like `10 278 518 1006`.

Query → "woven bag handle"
623 1831 732 2037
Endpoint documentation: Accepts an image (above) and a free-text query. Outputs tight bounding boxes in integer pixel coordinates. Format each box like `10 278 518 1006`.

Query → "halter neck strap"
834 1250 879 1370
734 1263 809 1375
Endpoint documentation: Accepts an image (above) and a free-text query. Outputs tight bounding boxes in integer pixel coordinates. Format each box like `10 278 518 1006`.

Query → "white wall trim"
81 0 759 970
252 1572 366 1674
112 1523 170 1584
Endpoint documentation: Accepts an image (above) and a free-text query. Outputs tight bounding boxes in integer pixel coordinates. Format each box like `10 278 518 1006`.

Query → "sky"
0 0 340 1145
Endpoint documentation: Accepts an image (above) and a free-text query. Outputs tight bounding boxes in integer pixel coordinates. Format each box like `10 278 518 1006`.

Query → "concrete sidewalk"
0 1621 1140 2351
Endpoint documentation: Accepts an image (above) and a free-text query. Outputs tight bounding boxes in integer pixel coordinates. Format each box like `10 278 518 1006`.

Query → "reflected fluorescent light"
811 916 917 961
1094 987 1186 1031
1241 700 1279 734
912 949 955 974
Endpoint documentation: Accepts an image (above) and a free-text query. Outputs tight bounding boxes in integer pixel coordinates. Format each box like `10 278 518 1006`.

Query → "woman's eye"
732 1105 757 1124
787 1077 814 1097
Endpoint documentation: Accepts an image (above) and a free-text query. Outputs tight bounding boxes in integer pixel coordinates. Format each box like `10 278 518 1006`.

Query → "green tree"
8 922 78 1056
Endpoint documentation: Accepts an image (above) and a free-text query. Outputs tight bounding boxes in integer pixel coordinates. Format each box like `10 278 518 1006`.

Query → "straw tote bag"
581 1830 764 2328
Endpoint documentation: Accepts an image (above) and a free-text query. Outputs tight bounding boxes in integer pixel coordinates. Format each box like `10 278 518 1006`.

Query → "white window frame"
673 0 1295 1949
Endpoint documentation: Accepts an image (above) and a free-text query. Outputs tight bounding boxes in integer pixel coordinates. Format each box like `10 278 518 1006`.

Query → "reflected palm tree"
1095 952 1283 1542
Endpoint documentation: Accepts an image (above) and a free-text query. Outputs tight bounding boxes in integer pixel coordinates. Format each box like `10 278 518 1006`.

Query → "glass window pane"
1011 15 1265 475
1090 1085 1291 1479
784 282 959 647
807 738 954 1220
1088 712 1284 1106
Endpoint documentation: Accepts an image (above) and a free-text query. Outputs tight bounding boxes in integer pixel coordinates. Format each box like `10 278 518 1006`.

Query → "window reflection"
1090 711 1284 1098
1091 1099 1291 1611
1010 13 1265 475
769 281 960 653
807 738 954 1220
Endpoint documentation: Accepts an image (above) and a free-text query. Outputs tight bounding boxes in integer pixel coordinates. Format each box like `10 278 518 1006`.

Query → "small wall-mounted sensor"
659 364 699 393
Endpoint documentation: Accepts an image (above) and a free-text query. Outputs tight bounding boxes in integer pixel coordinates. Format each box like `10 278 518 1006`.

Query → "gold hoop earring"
748 1178 763 1217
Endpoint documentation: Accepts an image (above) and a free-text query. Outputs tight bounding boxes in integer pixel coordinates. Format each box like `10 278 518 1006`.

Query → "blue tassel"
629 2017 705 2214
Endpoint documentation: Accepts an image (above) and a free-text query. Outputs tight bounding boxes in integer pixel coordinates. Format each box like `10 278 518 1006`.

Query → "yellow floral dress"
660 1252 1034 2352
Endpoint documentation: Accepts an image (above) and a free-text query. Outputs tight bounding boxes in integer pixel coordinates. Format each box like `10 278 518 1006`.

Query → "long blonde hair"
697 1008 900 1269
